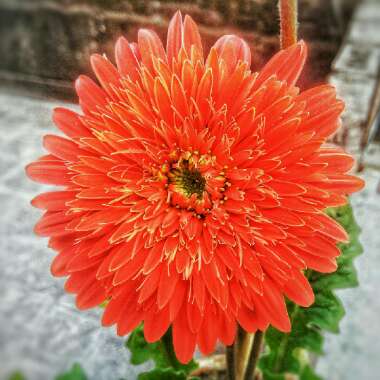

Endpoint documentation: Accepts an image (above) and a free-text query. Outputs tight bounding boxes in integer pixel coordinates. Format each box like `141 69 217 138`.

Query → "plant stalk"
278 0 298 49
236 331 254 380
242 331 264 380
226 344 236 380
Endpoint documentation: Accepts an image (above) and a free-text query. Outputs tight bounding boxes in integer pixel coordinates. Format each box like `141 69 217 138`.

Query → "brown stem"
243 331 264 380
236 331 254 380
278 0 298 49
226 344 236 380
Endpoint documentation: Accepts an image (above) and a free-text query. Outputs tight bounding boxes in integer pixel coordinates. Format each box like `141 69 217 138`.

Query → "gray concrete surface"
0 91 149 380
317 162 380 380
0 90 379 380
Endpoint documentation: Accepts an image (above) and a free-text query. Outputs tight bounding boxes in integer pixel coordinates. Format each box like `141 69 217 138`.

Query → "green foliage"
259 204 362 379
138 368 200 380
126 325 198 380
8 372 26 380
7 364 87 380
54 364 88 380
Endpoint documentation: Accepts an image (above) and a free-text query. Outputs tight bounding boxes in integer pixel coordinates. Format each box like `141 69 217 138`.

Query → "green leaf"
260 204 363 380
8 372 26 380
138 368 187 380
300 365 323 380
127 325 162 366
259 369 286 380
126 326 197 375
54 364 87 380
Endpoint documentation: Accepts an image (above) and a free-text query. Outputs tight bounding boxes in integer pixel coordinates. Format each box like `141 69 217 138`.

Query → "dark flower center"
169 163 206 198
159 151 226 214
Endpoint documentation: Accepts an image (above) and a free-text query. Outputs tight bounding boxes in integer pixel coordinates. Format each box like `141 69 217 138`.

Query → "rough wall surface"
0 0 354 96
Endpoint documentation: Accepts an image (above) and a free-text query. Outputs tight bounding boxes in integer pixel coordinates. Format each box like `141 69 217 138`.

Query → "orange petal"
302 101 345 138
300 250 338 273
50 247 76 277
213 34 251 72
157 265 179 309
64 269 94 293
138 267 162 303
311 213 349 243
237 305 258 333
75 75 108 112
302 235 341 258
187 301 203 333
117 295 142 336
76 280 106 310
102 291 130 326
138 28 167 71
43 134 83 162
218 312 237 346
26 160 71 185
115 36 140 81
261 208 305 227
283 270 314 307
144 305 171 342
113 255 146 286
167 10 183 63
318 174 365 194
198 304 218 355
90 54 121 94
52 107 92 138
183 15 203 58
173 305 197 364
256 40 307 87
261 279 291 332
31 191 76 211
67 252 103 273
169 280 187 321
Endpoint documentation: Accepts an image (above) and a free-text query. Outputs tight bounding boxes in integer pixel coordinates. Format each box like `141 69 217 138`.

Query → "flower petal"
283 270 314 307
167 10 183 63
75 75 108 112
256 40 307 87
90 54 121 95
173 304 197 364
52 107 92 138
115 36 140 81
138 28 167 71
212 34 251 72
26 160 71 186
43 135 84 162
183 15 203 57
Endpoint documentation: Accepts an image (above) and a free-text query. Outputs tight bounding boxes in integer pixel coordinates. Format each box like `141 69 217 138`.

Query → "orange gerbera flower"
26 12 364 363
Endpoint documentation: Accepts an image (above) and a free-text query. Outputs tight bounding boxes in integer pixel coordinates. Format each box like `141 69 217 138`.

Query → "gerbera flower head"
26 11 364 363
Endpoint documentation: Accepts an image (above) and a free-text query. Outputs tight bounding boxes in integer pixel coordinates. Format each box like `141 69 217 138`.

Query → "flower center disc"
169 163 206 199
160 151 227 215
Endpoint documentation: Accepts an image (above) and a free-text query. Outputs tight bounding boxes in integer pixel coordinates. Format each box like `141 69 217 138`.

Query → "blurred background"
0 0 379 379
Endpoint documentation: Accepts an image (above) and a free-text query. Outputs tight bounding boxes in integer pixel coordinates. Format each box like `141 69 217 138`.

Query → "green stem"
273 312 294 372
278 0 298 48
243 330 264 380
226 344 236 380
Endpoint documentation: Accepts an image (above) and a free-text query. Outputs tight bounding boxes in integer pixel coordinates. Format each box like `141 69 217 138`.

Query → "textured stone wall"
0 0 357 97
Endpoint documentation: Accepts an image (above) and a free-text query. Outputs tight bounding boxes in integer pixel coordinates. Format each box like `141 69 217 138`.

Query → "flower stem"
236 331 254 380
243 330 264 380
226 344 236 380
278 0 298 49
